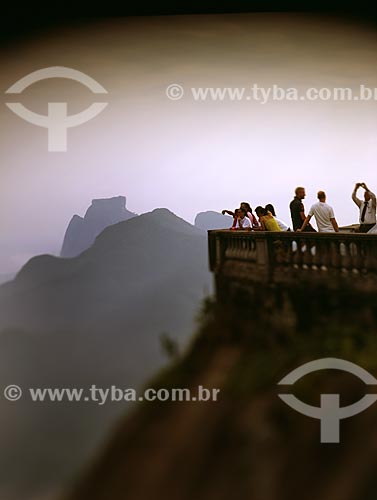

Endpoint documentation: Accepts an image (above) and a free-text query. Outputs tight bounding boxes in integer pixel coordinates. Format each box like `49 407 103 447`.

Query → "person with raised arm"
352 182 376 233
222 202 259 228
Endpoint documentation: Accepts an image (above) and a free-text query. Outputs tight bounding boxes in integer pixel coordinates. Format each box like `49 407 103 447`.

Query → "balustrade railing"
208 230 377 290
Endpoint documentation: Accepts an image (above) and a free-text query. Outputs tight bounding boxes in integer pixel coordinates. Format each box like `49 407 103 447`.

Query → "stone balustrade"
208 230 377 297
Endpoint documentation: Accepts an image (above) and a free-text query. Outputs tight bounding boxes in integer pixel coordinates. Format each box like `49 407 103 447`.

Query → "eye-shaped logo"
5 66 108 152
278 358 377 443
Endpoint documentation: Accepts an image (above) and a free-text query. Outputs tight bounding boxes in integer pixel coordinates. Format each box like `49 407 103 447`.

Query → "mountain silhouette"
195 210 232 230
61 196 136 258
0 208 211 500
0 208 209 332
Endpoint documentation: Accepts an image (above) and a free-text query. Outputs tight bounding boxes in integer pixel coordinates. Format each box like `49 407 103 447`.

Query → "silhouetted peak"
60 196 136 258
85 196 129 220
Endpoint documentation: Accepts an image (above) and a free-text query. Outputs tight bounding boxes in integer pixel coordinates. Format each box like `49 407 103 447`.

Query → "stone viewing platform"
208 230 377 298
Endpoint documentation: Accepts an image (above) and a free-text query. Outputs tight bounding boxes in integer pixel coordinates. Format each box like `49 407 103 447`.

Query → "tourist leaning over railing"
265 204 290 231
255 206 282 231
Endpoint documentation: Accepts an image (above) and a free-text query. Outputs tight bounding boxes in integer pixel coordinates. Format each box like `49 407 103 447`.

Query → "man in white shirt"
298 191 339 233
352 182 376 233
233 208 252 230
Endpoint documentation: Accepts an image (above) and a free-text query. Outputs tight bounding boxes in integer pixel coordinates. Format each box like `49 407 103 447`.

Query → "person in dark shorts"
290 187 316 232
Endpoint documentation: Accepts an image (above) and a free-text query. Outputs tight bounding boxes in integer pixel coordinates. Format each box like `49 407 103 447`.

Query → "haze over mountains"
59 196 230 260
0 207 212 500
0 208 211 333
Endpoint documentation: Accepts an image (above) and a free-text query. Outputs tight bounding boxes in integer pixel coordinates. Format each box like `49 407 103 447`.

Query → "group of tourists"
222 182 376 234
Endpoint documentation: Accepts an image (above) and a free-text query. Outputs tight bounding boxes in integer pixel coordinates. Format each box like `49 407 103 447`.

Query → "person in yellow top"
255 206 282 231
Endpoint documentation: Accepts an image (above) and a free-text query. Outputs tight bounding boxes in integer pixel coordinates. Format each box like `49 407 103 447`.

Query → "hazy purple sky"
0 14 376 274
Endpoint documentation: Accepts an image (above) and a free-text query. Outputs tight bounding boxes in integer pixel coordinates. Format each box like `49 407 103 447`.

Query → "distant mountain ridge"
60 197 234 260
0 208 208 332
61 196 136 258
